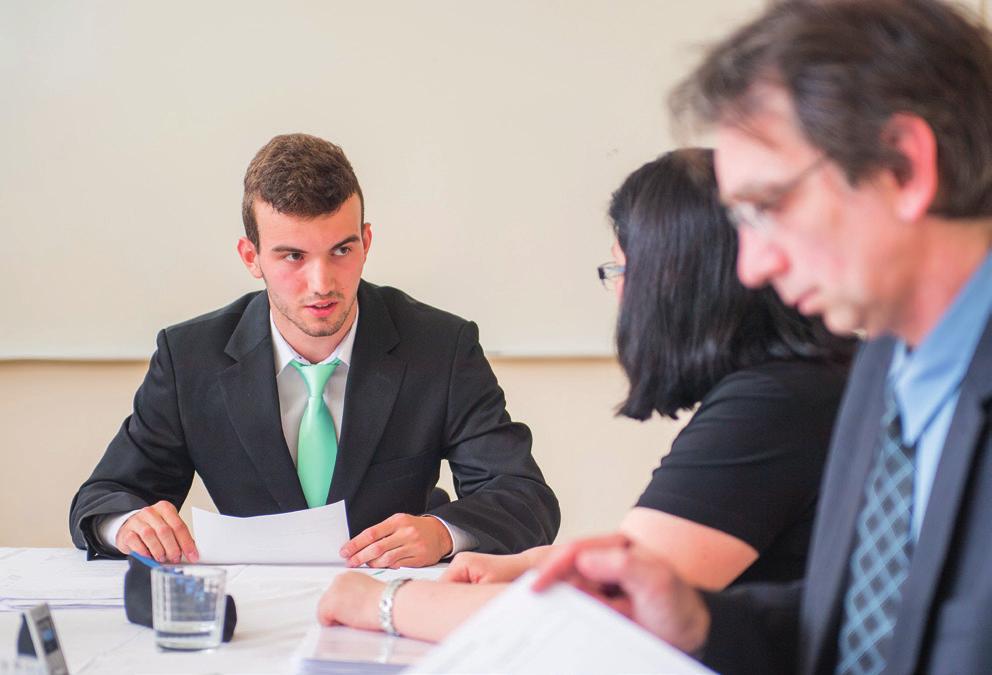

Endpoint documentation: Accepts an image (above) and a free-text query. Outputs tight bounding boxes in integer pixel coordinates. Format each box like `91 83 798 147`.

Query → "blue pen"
130 552 189 583
130 552 191 578
129 551 162 569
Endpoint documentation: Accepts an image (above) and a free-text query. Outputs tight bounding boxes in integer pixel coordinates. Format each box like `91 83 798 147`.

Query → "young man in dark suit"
535 1 992 673
70 133 559 567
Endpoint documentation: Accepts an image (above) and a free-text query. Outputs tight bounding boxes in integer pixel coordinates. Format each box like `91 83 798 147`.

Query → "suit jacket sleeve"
68 329 195 558
699 580 802 675
427 321 560 553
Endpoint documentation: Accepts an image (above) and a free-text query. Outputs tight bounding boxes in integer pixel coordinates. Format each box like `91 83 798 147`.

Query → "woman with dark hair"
314 148 854 640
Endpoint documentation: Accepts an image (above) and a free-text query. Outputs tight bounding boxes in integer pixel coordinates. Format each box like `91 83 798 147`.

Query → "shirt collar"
889 250 992 444
270 306 359 375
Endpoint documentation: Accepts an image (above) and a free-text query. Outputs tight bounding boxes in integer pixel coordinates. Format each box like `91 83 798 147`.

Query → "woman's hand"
317 572 385 631
440 551 535 584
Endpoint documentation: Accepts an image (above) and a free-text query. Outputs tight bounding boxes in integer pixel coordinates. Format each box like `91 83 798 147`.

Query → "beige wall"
0 358 685 549
1 0 767 362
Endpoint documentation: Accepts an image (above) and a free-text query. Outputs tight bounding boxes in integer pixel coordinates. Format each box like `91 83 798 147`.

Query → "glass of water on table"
151 565 227 651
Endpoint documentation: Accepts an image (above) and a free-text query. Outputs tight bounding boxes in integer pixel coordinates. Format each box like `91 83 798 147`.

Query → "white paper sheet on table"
412 571 714 674
192 501 351 564
0 548 126 610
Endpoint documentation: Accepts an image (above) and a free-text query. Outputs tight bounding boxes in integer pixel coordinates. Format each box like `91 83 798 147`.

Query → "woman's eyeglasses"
597 262 625 290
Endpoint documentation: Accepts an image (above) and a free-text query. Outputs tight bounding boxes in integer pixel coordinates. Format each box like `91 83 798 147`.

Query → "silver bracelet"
379 578 412 636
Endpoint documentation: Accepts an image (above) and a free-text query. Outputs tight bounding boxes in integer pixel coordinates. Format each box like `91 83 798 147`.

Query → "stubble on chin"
292 295 357 338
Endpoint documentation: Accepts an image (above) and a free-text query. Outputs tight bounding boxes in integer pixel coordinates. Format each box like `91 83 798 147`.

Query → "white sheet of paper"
412 571 714 674
192 501 351 564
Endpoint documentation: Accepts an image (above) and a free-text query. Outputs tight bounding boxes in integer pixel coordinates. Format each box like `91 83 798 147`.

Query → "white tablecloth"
0 548 443 674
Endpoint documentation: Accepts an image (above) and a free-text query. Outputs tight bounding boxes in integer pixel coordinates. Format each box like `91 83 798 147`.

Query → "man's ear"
236 237 264 279
361 222 373 256
881 113 938 222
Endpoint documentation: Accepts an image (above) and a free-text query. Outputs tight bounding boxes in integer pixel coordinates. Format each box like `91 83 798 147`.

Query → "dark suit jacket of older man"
69 280 560 558
701 317 992 675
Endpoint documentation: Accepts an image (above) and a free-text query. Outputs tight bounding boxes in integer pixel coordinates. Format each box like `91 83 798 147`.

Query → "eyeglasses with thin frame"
724 155 828 237
597 261 625 290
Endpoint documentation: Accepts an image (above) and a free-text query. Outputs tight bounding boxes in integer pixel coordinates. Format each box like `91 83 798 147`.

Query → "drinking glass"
151 565 226 651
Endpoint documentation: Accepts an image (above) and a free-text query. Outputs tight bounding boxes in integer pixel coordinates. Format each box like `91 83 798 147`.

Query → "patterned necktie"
836 384 916 675
291 358 341 508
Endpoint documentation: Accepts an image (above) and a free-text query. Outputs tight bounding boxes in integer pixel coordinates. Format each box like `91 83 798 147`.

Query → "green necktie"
291 358 341 508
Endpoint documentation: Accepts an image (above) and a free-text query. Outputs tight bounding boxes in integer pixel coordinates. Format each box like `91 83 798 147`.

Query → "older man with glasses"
535 2 992 674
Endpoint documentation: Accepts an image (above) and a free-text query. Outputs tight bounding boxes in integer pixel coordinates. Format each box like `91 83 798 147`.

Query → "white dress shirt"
98 306 473 556
271 309 356 462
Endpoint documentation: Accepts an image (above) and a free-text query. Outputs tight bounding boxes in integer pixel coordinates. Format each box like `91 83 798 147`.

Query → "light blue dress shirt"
888 250 992 540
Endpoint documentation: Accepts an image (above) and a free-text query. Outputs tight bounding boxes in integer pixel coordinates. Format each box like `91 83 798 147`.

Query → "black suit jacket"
70 281 560 558
702 315 992 675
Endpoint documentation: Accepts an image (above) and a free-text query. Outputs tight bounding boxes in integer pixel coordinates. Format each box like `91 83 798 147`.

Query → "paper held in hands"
192 501 350 564
414 570 714 674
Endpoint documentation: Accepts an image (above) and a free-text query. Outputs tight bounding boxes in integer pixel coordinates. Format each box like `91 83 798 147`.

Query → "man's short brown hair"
672 0 992 219
242 133 364 248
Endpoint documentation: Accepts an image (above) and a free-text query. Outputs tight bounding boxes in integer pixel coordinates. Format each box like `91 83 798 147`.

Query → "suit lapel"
886 317 992 673
806 339 894 674
328 281 406 509
219 292 308 512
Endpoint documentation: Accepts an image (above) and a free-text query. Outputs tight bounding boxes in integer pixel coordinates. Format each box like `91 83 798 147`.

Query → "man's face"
714 87 920 337
238 193 370 352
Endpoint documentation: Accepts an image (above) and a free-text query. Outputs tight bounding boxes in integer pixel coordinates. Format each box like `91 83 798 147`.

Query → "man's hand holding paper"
533 533 711 656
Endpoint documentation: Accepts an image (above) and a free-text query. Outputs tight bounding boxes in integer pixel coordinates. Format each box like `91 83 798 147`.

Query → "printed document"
413 571 713 674
193 501 350 564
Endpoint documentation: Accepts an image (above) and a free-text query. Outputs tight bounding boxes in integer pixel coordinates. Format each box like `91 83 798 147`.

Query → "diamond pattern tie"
836 385 916 675
291 358 341 508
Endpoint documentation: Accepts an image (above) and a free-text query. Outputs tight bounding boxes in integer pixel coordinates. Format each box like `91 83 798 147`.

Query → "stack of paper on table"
293 626 434 674
0 549 126 610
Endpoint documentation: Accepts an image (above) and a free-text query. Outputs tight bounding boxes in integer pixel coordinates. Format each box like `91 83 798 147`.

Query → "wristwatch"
379 578 412 636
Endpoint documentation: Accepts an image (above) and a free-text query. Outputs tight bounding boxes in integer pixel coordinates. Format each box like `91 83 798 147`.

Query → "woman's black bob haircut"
612 147 855 420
